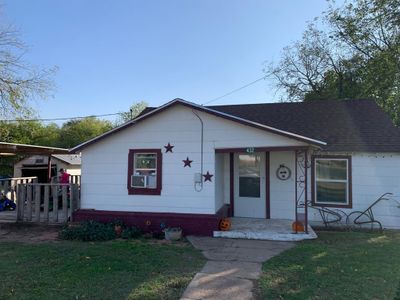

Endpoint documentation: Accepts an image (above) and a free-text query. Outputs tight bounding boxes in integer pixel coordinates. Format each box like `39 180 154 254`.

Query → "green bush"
121 226 142 239
59 220 116 241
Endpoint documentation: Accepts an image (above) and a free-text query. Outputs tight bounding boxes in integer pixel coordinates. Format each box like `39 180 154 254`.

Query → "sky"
2 0 340 123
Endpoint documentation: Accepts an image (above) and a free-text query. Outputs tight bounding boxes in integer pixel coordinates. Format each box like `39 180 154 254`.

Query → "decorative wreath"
276 164 291 180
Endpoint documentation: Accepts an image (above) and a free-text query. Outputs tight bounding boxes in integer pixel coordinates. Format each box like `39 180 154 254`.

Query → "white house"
70 98 400 235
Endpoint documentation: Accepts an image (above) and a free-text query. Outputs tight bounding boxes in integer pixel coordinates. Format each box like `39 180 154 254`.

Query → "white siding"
270 151 296 220
81 104 307 214
214 153 225 212
308 152 400 229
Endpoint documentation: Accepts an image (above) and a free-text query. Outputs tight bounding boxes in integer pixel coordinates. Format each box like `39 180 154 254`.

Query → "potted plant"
164 227 182 241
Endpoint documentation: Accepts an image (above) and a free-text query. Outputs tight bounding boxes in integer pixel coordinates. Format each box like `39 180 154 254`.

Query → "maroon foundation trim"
73 205 230 236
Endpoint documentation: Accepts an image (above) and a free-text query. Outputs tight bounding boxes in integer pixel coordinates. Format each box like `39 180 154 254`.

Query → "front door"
234 152 266 218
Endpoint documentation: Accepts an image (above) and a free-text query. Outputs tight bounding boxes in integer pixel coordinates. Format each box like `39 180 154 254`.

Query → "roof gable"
70 98 326 152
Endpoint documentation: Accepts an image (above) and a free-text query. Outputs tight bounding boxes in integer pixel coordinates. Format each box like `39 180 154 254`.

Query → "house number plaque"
246 147 255 153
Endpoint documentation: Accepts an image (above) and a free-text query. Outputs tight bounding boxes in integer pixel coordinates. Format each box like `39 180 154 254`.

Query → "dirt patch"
0 223 62 244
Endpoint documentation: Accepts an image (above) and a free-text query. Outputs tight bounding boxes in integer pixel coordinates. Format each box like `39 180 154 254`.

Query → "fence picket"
26 185 32 221
52 185 58 222
34 185 41 222
62 186 68 222
43 186 49 222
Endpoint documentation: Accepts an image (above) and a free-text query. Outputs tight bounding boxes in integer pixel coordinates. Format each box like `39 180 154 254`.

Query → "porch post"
304 149 309 233
294 148 309 234
47 155 52 183
295 150 298 232
229 152 234 217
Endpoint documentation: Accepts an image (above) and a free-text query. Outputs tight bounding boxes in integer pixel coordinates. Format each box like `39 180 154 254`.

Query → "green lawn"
0 239 205 300
257 231 400 300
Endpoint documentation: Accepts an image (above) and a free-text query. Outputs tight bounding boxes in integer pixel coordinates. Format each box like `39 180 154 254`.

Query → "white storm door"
234 152 266 218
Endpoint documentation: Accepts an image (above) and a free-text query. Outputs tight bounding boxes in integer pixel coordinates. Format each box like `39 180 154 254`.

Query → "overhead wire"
202 75 267 106
1 112 122 122
2 75 269 122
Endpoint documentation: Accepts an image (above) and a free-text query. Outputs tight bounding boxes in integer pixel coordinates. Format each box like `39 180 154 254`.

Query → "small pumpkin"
219 218 231 231
292 221 305 232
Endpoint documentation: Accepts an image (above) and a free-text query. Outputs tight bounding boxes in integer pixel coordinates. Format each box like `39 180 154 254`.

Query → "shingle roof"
52 154 81 165
140 99 400 152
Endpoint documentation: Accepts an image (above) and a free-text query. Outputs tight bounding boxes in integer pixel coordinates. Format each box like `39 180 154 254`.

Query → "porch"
213 218 317 241
214 146 312 235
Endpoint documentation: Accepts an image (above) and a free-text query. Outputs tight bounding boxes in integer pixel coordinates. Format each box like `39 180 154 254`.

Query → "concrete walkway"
181 236 294 300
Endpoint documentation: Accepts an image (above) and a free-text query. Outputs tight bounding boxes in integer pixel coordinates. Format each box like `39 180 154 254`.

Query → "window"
127 149 162 195
238 154 261 198
312 156 352 208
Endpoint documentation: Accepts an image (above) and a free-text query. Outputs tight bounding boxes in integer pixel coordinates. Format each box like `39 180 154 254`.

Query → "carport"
0 142 79 224
0 142 69 183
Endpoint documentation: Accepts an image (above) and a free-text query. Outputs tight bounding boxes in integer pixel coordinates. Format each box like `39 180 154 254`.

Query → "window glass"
135 154 156 169
133 153 157 189
239 154 261 198
316 160 347 180
316 181 347 203
315 158 349 205
239 154 260 177
239 177 260 197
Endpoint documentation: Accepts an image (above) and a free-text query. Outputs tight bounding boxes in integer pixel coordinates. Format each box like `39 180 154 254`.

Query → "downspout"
192 110 204 192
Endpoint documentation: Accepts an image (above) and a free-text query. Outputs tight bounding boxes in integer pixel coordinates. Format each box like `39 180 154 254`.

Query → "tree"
116 101 148 125
0 22 56 119
58 117 113 148
0 120 58 145
265 0 400 124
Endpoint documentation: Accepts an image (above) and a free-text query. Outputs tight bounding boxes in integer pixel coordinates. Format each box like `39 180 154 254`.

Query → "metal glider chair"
346 193 393 231
308 203 348 228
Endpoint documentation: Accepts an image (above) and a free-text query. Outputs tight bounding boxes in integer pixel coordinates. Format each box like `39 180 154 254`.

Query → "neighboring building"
14 154 81 183
70 98 400 235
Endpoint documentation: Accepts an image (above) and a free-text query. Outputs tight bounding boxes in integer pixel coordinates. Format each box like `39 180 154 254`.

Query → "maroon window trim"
311 155 352 208
127 149 162 195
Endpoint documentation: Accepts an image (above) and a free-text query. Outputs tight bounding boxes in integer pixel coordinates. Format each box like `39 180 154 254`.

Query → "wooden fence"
0 177 38 202
16 183 80 224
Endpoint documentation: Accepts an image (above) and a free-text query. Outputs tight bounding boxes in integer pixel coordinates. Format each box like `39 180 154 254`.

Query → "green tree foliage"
265 0 400 124
116 101 148 125
0 120 59 146
58 117 113 148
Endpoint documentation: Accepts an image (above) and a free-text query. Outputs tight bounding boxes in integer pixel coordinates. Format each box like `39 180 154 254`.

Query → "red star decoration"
182 157 193 168
203 171 213 182
164 142 174 153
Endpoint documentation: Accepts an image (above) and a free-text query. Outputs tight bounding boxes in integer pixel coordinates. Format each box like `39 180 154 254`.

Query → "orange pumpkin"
219 218 231 231
292 221 305 232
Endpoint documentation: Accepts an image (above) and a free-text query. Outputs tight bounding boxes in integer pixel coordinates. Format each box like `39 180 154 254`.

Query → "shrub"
59 220 116 241
121 226 142 239
111 219 124 227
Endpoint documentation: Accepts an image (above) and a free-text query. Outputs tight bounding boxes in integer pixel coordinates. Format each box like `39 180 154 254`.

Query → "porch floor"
213 218 317 241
